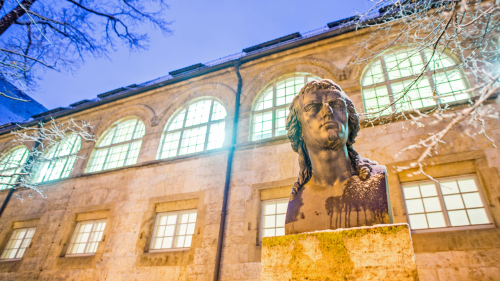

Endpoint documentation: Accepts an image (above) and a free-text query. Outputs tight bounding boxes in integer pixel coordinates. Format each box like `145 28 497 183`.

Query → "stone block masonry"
261 224 418 281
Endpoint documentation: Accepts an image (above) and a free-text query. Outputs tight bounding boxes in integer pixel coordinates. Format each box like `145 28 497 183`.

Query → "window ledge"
410 223 495 234
0 259 21 263
148 248 191 253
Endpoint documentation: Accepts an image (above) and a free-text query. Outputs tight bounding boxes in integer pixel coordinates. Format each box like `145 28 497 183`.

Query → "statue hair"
286 79 373 199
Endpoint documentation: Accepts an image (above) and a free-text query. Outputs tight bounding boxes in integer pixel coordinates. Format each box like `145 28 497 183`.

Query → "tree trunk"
0 0 36 36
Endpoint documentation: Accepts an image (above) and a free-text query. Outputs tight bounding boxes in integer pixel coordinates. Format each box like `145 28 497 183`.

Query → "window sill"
0 258 21 263
148 247 190 253
410 223 495 234
64 253 96 257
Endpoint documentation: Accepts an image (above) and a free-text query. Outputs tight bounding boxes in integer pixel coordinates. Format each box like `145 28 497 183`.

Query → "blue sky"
33 0 374 110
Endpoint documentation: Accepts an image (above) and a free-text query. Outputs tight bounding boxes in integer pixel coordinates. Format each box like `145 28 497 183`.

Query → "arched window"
86 118 146 173
361 49 469 115
0 146 29 190
32 135 81 183
251 73 320 141
157 98 226 159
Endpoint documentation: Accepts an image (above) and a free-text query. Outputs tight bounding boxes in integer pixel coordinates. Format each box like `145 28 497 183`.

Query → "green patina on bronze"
262 225 409 280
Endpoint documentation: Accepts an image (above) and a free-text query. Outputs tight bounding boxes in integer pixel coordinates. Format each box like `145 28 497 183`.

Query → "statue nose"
322 103 334 117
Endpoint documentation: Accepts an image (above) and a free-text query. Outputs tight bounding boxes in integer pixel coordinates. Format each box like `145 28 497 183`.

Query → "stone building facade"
0 12 499 281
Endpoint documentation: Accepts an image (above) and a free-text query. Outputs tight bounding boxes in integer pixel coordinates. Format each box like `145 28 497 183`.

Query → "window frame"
361 49 470 114
0 227 36 261
250 73 320 141
157 97 227 159
259 198 289 243
401 174 494 234
66 219 107 257
32 135 81 183
149 209 198 252
86 117 145 173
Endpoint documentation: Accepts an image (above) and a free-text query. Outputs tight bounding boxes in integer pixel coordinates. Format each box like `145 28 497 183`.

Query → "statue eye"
329 101 346 111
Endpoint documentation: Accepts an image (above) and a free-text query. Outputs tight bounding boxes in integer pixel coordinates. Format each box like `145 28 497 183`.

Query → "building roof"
0 78 47 126
0 4 399 134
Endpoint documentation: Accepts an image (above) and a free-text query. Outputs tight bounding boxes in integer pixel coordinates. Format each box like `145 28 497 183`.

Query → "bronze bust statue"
284 79 391 234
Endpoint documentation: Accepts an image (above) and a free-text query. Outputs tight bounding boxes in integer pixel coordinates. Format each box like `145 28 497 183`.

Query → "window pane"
185 100 212 127
440 181 460 195
457 179 477 193
406 199 424 214
362 60 385 86
207 122 225 150
264 215 276 228
168 109 186 131
408 214 428 229
403 186 420 199
253 111 273 140
362 86 392 115
426 212 446 228
179 126 207 155
423 197 442 212
443 194 465 210
391 78 435 112
467 208 489 225
211 101 227 121
420 183 438 197
462 193 483 208
448 210 470 226
159 132 181 159
255 88 273 111
113 119 138 144
275 108 288 137
264 203 276 215
433 71 468 103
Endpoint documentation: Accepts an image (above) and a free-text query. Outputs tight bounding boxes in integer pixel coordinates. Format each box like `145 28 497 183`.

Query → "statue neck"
307 145 352 189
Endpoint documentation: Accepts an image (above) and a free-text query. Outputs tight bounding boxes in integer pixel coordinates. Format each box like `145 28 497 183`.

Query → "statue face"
299 89 349 150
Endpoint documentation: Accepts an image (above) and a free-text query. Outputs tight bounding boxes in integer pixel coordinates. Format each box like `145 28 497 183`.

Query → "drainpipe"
0 123 42 218
213 61 242 281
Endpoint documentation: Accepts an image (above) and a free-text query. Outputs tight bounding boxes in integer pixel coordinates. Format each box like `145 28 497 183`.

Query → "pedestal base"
261 224 418 281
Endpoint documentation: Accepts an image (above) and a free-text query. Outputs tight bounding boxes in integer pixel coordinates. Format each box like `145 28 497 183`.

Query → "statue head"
286 79 373 199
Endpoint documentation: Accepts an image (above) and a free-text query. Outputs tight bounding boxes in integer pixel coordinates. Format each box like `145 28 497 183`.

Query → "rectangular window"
261 199 288 242
150 210 197 251
401 175 492 232
66 220 106 256
0 227 36 260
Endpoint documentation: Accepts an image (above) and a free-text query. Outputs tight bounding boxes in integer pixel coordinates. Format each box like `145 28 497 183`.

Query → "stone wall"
0 24 498 281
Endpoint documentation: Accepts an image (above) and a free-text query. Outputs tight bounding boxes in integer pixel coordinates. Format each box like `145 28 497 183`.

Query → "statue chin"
284 165 391 235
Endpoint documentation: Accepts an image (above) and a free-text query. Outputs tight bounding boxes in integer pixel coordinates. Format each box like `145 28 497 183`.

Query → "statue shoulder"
370 164 387 177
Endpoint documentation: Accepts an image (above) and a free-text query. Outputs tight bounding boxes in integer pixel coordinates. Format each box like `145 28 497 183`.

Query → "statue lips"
321 120 338 130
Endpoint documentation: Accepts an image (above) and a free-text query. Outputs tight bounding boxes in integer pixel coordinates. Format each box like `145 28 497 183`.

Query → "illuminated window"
402 175 492 231
66 220 106 256
361 49 469 115
157 98 226 159
0 146 29 190
0 228 36 260
260 199 288 242
251 74 320 140
150 210 197 251
32 135 81 183
86 118 145 173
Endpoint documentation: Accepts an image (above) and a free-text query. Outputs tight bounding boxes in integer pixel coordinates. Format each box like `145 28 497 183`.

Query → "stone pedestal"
261 224 418 281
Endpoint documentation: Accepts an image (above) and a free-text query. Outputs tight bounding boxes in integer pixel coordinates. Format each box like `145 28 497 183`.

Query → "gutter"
213 61 242 281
